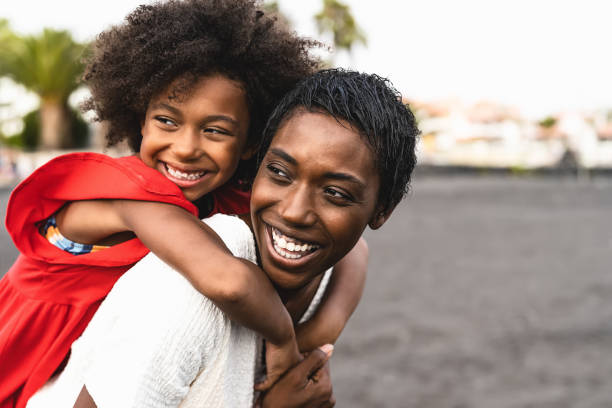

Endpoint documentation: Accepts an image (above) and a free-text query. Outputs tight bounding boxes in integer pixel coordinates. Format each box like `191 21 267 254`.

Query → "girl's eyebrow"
268 148 366 188
150 103 239 126
150 102 181 115
204 115 239 127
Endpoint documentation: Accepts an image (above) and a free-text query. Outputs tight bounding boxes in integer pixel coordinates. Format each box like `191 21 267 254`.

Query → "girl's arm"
294 237 368 352
56 199 300 366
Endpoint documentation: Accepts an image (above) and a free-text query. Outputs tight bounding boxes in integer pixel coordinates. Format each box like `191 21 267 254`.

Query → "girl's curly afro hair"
82 0 321 152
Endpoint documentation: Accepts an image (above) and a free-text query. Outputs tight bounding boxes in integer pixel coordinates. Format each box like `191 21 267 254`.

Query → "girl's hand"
255 338 303 391
256 344 335 408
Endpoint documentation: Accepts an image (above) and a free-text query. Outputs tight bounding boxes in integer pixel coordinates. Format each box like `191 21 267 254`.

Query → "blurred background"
1 1 611 406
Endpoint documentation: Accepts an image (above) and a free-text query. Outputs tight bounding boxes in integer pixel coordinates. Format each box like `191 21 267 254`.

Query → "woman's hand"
257 344 335 408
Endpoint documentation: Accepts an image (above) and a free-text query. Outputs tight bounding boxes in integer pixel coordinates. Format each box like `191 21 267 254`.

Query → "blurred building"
410 98 612 170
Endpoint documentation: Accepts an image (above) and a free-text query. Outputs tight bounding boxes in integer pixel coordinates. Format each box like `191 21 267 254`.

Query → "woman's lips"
271 227 319 259
264 224 321 266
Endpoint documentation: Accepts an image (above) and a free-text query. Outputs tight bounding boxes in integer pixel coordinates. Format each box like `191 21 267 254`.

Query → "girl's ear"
368 205 395 230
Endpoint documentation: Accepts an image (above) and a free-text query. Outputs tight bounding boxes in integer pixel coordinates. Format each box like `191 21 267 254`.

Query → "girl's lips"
159 162 210 188
263 224 321 269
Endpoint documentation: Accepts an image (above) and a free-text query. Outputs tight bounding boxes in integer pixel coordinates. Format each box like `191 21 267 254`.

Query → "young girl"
0 1 366 407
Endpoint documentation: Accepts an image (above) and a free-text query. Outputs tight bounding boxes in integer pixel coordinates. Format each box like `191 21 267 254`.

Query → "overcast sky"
1 0 612 118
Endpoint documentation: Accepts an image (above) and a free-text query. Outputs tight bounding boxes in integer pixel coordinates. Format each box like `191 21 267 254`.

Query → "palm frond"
315 0 366 52
0 27 86 101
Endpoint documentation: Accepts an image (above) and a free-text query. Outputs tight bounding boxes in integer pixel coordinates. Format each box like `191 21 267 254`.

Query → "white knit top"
27 214 331 408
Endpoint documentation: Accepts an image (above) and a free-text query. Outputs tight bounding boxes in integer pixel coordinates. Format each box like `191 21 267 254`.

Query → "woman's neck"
277 274 324 324
237 213 324 323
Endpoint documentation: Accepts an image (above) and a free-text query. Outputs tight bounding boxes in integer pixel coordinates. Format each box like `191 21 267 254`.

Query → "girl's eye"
204 127 229 135
203 127 232 141
154 116 176 127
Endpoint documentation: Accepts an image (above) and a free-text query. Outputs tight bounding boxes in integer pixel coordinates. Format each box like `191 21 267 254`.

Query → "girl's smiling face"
251 110 386 292
139 74 251 201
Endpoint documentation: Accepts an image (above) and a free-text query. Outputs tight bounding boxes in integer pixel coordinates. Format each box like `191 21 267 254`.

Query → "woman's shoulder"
202 214 257 264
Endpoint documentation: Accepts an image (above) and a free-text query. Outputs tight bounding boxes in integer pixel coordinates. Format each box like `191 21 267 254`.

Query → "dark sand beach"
2 173 611 407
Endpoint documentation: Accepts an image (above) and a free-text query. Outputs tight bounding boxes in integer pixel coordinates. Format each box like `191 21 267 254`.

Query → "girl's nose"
172 128 202 160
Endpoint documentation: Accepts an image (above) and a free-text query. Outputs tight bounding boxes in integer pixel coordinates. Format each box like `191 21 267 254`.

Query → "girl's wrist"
270 321 297 348
268 336 302 369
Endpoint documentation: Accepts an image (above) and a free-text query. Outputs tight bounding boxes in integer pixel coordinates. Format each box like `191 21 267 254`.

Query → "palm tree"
315 0 366 54
0 23 86 149
262 1 293 29
0 20 19 87
265 1 365 63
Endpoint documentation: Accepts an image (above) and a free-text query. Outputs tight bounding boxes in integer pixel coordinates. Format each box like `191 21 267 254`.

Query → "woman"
28 69 419 407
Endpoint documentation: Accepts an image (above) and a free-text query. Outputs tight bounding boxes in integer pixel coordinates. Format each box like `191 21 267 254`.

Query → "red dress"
0 153 250 408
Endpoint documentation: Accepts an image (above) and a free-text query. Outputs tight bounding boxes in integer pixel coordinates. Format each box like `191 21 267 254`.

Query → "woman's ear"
368 205 395 230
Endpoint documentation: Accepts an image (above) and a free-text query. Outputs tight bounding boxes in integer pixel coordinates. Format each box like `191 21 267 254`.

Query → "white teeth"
278 237 287 249
166 164 205 181
271 227 319 260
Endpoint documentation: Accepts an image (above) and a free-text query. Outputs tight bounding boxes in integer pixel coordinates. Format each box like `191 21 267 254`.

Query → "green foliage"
0 27 86 101
538 116 557 128
315 0 366 53
0 20 18 73
21 109 40 149
263 1 280 13
0 134 23 148
2 107 89 150
510 165 531 176
262 1 292 28
0 21 89 148
70 107 90 148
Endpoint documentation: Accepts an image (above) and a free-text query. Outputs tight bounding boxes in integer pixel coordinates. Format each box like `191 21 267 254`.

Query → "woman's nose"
278 184 317 227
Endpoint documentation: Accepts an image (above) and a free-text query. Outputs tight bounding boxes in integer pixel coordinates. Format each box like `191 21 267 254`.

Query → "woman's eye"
266 164 288 179
325 187 353 203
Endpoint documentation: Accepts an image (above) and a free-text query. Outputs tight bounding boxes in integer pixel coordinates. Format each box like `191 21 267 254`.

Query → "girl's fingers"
254 376 276 392
305 344 333 379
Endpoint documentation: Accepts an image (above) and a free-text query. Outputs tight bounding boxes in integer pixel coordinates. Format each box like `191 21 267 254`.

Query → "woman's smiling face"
251 110 383 291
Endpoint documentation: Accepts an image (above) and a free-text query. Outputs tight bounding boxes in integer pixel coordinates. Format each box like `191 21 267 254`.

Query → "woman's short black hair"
82 0 320 152
258 68 420 215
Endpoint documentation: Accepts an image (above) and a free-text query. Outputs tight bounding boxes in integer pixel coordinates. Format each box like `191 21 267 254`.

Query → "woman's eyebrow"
268 148 297 165
268 148 366 188
323 172 366 188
